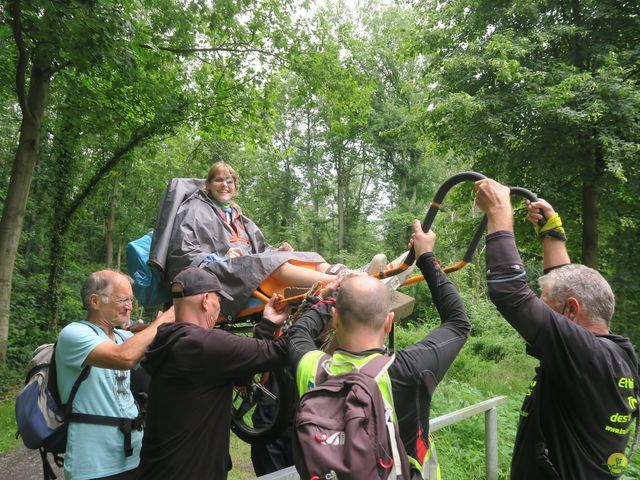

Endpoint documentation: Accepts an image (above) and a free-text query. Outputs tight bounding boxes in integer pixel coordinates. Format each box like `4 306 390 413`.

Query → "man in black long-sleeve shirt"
474 179 639 479
136 267 289 480
287 220 470 479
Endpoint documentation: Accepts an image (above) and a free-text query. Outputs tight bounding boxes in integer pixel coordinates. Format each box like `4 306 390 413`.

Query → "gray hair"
336 277 391 331
80 270 133 310
538 264 615 326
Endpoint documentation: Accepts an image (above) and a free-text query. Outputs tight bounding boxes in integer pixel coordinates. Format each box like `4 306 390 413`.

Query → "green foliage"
0 398 21 452
1 0 638 476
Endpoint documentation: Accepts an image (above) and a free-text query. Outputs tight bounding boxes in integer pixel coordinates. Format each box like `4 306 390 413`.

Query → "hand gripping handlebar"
373 172 540 278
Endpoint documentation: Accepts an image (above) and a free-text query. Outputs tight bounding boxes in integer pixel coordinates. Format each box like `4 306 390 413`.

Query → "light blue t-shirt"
56 321 142 480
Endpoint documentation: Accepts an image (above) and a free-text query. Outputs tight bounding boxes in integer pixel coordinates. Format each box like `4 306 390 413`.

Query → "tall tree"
409 0 640 269
0 0 300 364
0 0 142 364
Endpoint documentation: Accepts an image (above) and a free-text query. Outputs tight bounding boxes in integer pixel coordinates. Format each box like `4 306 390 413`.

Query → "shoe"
367 253 389 275
358 253 388 275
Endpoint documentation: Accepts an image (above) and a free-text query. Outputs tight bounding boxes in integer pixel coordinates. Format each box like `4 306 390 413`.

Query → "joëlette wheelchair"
131 172 539 444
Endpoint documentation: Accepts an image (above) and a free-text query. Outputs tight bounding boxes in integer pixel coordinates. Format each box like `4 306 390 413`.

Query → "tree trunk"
305 105 320 253
0 65 51 364
581 179 598 268
106 173 121 268
45 120 166 328
581 132 604 268
337 153 345 253
408 150 418 212
398 165 407 207
116 240 123 271
22 167 42 268
47 227 65 331
46 113 77 331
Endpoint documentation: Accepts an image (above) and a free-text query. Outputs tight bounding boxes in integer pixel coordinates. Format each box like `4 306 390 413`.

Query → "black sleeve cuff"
486 231 526 281
254 317 279 339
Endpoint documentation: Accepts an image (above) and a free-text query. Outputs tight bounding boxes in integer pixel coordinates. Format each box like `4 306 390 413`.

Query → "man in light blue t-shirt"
56 269 174 480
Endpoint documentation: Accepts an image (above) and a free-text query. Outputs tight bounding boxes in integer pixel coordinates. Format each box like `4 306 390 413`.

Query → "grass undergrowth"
0 397 21 452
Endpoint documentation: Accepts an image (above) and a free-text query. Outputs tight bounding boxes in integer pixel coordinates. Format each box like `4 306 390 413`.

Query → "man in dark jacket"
287 220 471 479
136 267 289 480
474 178 639 479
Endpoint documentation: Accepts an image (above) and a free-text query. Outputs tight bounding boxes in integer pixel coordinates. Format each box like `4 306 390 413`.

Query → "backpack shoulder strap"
79 320 102 336
58 324 101 417
313 353 332 385
359 353 396 381
63 364 92 417
314 353 396 385
114 329 128 343
47 340 92 412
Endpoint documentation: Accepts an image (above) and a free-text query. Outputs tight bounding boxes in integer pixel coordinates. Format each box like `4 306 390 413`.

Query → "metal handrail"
429 395 508 480
254 395 509 480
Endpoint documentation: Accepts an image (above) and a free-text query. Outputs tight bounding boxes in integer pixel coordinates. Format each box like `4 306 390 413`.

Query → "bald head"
335 276 391 332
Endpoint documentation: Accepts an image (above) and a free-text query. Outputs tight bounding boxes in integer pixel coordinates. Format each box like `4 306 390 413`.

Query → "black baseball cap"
171 267 233 301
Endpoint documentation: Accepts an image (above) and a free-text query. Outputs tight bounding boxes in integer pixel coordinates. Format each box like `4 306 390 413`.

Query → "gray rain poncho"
149 178 325 319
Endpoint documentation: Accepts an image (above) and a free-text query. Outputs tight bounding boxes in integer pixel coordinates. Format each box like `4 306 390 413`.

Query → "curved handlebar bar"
374 172 540 278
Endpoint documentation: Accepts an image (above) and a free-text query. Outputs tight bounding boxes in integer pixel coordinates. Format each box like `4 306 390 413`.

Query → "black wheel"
230 366 292 444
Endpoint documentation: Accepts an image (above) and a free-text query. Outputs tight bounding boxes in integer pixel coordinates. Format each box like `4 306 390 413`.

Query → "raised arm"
86 307 175 370
392 220 470 381
474 179 554 343
391 220 470 459
526 199 570 271
286 281 340 368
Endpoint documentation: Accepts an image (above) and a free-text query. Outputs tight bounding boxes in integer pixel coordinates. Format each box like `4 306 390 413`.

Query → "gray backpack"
293 354 411 480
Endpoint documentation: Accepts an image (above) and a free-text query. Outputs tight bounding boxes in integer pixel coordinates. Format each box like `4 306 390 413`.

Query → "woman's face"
207 170 236 203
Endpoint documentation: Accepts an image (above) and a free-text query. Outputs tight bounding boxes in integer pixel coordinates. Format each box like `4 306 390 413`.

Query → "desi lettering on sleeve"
525 379 537 397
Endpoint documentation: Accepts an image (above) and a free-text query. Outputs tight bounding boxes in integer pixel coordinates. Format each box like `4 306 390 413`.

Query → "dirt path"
0 433 257 480
0 445 63 480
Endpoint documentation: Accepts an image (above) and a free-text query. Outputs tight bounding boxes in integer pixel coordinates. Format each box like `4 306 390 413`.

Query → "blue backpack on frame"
126 231 171 308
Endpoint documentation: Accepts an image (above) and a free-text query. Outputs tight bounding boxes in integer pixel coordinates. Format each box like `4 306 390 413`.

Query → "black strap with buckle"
69 413 144 457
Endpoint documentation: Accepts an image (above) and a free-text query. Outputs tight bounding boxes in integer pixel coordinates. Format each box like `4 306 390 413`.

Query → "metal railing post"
485 406 498 480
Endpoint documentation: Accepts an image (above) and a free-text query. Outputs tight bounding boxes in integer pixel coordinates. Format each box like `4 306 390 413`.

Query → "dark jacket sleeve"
390 252 470 459
485 231 618 374
392 252 471 382
253 317 281 340
200 328 288 382
486 231 555 345
286 298 335 369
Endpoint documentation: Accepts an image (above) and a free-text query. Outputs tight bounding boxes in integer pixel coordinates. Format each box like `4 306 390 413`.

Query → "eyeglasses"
113 296 134 305
100 294 134 305
211 176 235 187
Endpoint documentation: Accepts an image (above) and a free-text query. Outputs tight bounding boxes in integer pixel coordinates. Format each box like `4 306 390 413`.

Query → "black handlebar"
376 172 541 277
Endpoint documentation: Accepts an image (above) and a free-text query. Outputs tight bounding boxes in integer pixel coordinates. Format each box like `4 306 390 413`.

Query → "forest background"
0 0 638 478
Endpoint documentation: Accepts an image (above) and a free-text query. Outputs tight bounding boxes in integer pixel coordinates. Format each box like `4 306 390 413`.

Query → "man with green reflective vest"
287 220 471 479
